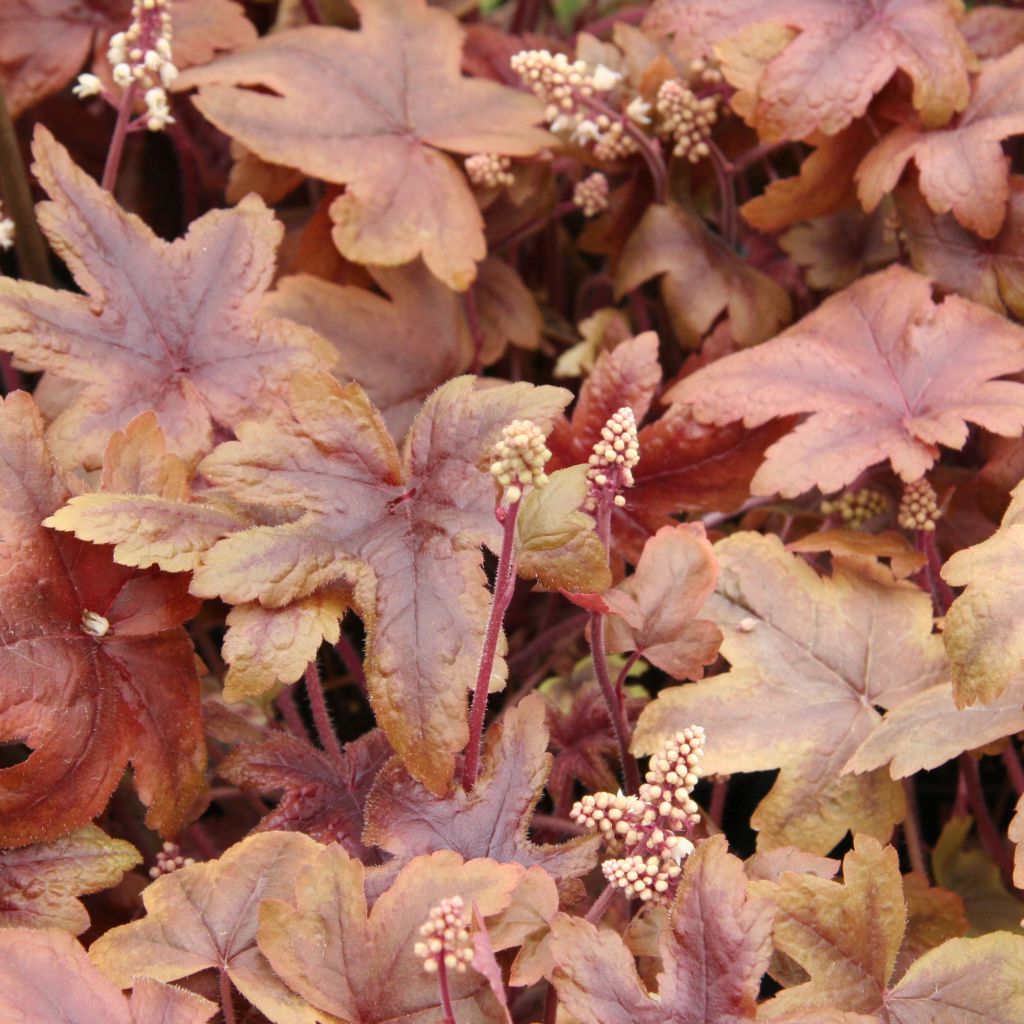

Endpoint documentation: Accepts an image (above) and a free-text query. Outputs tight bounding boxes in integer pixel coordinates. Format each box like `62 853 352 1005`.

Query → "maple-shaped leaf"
0 929 216 1024
899 177 1024 321
362 695 599 883
216 726 392 861
0 392 205 847
616 204 792 347
644 0 972 140
264 259 539 439
192 371 569 793
668 265 1024 498
858 47 1024 240
258 845 524 1024
754 834 1024 1022
90 831 322 1024
634 533 948 853
551 835 774 1023
0 825 140 934
942 480 1024 707
515 466 611 594
0 0 254 118
962 6 1024 61
603 523 722 680
548 333 791 557
787 530 925 580
0 126 333 470
177 0 550 290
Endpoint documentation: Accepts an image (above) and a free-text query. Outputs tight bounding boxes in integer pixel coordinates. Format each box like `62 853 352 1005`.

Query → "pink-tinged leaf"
0 825 140 934
604 523 722 679
668 265 1024 498
644 0 972 138
551 836 774 1022
471 904 514 1024
0 392 205 847
0 127 333 470
177 0 551 289
363 695 599 883
634 533 948 853
89 831 323 1024
0 928 216 1024
857 48 1024 240
192 371 570 794
217 726 392 861
257 845 523 1024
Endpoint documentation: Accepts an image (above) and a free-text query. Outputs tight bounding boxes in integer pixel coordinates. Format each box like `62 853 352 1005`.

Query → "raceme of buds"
0 202 14 252
78 0 177 131
586 406 639 509
490 419 552 505
413 895 474 975
465 153 514 189
571 726 705 903
148 841 195 879
573 173 610 217
898 478 940 532
656 79 719 163
820 487 890 529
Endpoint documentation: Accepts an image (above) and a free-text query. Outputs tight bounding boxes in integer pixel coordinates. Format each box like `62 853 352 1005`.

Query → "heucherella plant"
1 0 1024 1022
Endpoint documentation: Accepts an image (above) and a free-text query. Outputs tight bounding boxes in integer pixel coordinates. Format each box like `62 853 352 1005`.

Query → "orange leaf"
0 127 333 470
0 392 205 846
669 265 1024 498
178 0 551 289
857 47 1024 239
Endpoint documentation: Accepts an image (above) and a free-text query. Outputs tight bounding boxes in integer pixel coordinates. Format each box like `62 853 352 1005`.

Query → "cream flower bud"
72 73 103 99
112 62 134 87
591 63 622 91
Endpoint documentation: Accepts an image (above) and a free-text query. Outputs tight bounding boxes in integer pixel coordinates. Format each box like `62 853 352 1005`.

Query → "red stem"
959 753 1016 888
511 0 545 33
335 631 368 700
707 141 738 249
542 983 559 1024
613 650 641 700
584 881 617 923
436 957 457 1024
708 776 729 830
920 530 955 613
218 968 237 1024
276 685 313 744
101 82 138 193
305 661 346 768
463 501 521 791
299 0 324 23
580 4 646 36
492 199 577 252
1003 745 1024 798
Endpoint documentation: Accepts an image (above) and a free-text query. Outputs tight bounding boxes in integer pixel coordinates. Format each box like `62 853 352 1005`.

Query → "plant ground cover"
1 0 1024 1021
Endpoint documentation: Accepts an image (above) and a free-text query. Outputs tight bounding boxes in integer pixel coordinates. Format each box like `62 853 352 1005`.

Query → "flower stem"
708 775 729 830
707 141 738 249
901 776 929 880
959 753 1015 888
101 82 139 193
1003 745 1024 797
436 957 457 1024
335 631 368 700
584 881 616 923
590 493 641 794
276 685 313 744
463 501 521 791
299 0 324 23
305 660 345 768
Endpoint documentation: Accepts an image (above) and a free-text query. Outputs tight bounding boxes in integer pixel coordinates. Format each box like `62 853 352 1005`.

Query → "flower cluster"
0 202 14 252
571 726 705 902
655 79 719 163
586 407 639 510
413 895 474 975
148 841 195 879
510 49 638 160
465 153 514 189
573 172 610 216
898 478 940 532
74 0 177 131
820 487 890 529
490 419 551 505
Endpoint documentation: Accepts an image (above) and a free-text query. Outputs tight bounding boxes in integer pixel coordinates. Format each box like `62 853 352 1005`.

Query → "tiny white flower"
159 62 178 88
625 95 652 125
72 73 103 99
572 118 601 143
0 217 15 252
591 63 622 91
112 62 134 87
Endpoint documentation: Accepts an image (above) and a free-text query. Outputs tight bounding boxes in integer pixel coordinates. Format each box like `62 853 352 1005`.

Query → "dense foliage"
1 0 1024 1021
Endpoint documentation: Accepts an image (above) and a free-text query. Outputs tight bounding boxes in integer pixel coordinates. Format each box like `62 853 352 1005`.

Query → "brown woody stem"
463 500 521 791
101 82 139 193
305 660 345 768
0 84 53 288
